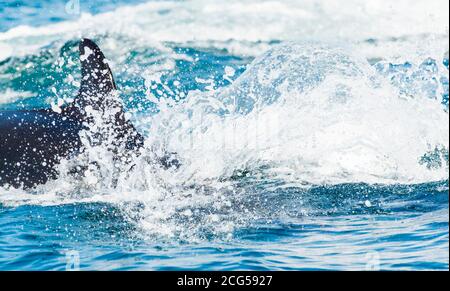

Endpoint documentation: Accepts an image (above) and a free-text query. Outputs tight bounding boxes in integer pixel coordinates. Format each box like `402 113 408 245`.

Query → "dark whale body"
0 39 144 189
0 110 83 188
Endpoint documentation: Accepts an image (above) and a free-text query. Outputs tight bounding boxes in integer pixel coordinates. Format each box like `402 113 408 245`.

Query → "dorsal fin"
65 38 144 154
77 38 116 111
62 38 118 120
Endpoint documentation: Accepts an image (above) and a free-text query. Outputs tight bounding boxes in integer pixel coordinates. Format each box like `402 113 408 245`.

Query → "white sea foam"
146 44 449 186
0 0 448 61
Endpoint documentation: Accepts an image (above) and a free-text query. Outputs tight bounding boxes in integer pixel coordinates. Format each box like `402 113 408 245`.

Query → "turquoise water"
0 0 147 32
0 0 449 270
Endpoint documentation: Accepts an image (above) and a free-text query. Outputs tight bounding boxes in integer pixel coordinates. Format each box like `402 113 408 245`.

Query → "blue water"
0 182 448 270
0 0 147 32
0 0 449 270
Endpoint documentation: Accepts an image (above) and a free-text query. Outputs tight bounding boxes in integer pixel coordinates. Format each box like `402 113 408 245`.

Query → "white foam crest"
146 44 449 186
0 0 448 61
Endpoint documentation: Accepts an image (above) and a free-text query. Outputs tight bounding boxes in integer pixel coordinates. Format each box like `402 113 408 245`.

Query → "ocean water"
0 0 449 270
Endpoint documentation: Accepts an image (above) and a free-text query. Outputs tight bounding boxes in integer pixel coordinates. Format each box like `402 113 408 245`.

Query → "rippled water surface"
0 0 449 270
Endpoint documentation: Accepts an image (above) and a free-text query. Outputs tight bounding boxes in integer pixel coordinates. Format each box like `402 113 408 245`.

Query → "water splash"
0 1 448 242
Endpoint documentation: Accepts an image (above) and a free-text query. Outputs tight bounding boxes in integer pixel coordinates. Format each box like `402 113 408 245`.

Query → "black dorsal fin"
63 38 144 154
78 38 116 110
63 38 118 120
73 38 143 154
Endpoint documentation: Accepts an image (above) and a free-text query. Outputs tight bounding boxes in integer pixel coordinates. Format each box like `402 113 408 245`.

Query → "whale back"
0 39 144 189
0 110 82 188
